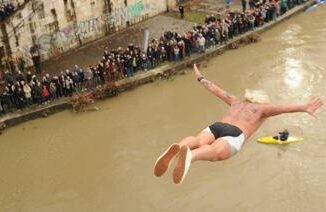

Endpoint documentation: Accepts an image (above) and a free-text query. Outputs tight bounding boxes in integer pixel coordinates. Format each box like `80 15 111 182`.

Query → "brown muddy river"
1 7 326 212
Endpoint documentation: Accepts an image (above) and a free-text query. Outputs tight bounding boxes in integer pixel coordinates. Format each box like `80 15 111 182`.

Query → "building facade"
0 0 176 74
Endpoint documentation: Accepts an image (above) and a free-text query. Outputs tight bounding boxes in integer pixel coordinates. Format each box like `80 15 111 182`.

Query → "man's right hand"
193 64 203 80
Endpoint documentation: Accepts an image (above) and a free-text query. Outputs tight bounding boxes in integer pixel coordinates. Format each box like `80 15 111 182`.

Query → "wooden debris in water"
0 122 6 130
71 82 118 113
248 32 260 43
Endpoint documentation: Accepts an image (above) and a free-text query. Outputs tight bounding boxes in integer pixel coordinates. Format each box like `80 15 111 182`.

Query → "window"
32 35 37 45
17 13 22 19
29 22 35 33
14 33 20 47
50 9 59 31
105 0 112 13
51 9 57 19
37 3 45 19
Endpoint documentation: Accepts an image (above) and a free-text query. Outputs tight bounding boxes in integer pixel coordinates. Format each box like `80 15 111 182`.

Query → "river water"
1 8 326 212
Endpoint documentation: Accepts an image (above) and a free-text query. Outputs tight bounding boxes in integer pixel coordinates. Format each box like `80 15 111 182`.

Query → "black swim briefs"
208 122 243 139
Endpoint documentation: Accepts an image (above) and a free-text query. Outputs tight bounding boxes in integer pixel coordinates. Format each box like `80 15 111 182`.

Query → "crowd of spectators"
0 1 16 22
0 0 306 116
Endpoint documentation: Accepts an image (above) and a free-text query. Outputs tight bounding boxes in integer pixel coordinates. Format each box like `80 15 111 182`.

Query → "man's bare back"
222 100 266 140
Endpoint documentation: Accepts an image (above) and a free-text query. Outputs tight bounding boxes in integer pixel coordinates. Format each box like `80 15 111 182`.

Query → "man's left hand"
305 97 324 118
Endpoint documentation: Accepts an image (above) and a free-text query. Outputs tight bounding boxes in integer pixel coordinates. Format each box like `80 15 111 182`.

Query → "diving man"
154 64 323 184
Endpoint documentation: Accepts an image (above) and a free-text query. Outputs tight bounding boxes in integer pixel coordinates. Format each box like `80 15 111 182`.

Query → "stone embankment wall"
0 1 315 132
0 0 174 69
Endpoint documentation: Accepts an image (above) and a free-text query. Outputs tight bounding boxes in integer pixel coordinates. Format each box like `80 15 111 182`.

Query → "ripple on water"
279 24 305 46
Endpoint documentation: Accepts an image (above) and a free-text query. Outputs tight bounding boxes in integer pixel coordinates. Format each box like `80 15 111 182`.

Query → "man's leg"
172 139 232 184
178 131 215 149
154 143 180 177
154 131 215 177
191 139 232 161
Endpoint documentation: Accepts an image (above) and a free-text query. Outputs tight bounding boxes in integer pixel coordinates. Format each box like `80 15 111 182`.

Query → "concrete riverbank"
0 1 315 133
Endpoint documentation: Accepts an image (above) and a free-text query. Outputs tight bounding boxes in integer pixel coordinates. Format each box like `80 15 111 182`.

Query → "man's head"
244 89 270 104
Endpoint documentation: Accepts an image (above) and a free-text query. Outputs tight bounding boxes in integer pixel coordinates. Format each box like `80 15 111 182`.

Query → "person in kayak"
273 129 290 143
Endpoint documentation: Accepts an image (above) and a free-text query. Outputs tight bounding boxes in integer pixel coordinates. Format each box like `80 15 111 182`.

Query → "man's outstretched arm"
261 97 323 118
193 64 237 105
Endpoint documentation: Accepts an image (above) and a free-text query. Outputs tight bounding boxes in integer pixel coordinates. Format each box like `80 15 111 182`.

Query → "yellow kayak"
257 136 304 144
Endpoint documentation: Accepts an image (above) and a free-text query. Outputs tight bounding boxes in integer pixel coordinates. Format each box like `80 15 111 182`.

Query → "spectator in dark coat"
0 93 5 115
179 5 185 19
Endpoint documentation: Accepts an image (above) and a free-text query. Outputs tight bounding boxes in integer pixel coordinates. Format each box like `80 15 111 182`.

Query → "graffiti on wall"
105 0 156 28
74 16 105 37
17 0 160 63
72 0 155 38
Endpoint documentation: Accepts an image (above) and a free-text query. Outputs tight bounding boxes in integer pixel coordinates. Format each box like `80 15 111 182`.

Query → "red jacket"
42 86 49 97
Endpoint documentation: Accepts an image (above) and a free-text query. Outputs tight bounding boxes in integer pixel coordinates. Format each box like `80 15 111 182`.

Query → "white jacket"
23 85 32 99
198 36 206 46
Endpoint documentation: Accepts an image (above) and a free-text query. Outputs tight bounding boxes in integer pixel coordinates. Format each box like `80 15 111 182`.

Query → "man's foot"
173 146 192 184
154 143 180 177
